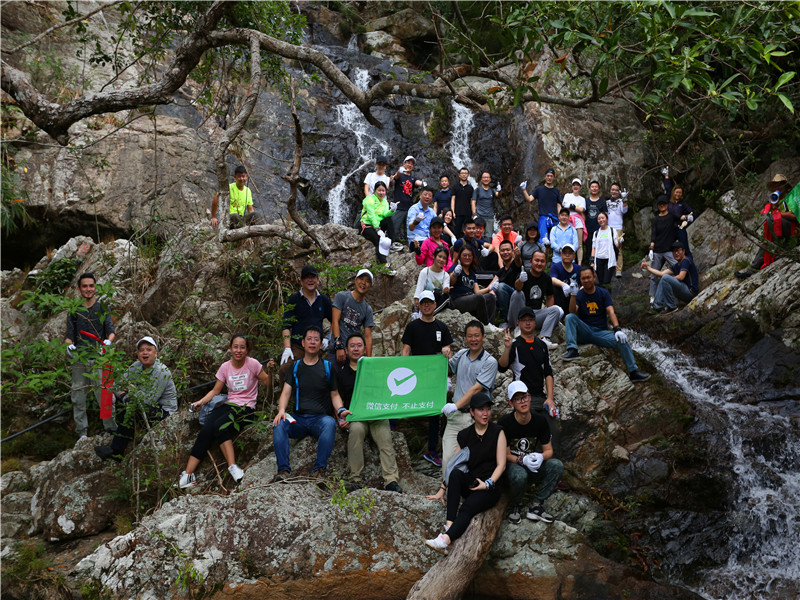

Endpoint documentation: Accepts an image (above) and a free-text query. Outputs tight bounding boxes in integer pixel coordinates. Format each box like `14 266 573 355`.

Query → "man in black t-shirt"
507 250 563 348
451 167 475 242
401 291 453 466
273 326 351 482
339 334 402 492
489 240 522 324
390 155 423 245
499 381 563 524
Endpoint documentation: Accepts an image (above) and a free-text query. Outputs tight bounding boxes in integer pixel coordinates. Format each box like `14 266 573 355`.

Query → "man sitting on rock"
337 333 402 493
550 243 581 315
95 336 177 461
451 218 491 265
562 267 651 383
499 381 564 524
489 239 523 325
508 250 562 349
641 241 699 314
273 325 351 482
407 185 437 254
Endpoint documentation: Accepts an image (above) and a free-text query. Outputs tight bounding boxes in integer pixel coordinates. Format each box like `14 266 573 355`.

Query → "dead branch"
221 223 312 247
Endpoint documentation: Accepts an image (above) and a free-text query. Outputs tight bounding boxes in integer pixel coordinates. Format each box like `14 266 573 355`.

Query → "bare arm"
454 380 485 410
606 305 620 328
401 344 412 357
191 378 225 412
364 327 373 357
272 381 293 426
211 193 220 227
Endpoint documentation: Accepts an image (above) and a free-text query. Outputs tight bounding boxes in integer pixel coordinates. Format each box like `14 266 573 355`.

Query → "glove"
414 212 425 223
614 328 628 344
519 270 528 283
519 181 527 190
489 281 499 292
67 343 76 358
321 337 329 351
390 202 398 211
472 214 478 220
103 339 112 346
687 214 694 223
411 311 421 321
496 183 502 192
280 347 294 365
481 247 489 257
399 166 408 174
570 282 579 296
453 264 463 276
621 189 628 200
661 167 669 176
542 237 550 246
442 403 458 416
522 452 544 473
648 250 654 261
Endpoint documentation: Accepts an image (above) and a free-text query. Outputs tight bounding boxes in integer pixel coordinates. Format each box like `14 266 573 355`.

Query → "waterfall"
328 68 389 225
446 100 476 180
629 332 800 600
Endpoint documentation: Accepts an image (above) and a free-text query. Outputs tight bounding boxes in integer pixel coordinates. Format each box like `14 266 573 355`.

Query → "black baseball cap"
376 155 388 164
430 216 444 227
671 240 685 249
517 307 536 320
469 392 494 409
301 265 319 278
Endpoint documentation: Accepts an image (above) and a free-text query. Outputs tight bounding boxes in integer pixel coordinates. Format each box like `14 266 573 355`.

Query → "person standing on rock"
425 392 506 553
605 182 629 277
65 272 117 440
95 336 177 462
562 266 651 383
549 207 580 266
589 212 621 285
521 168 561 248
473 171 499 235
330 269 374 365
389 156 423 248
359 181 395 264
641 241 699 314
402 290 454 468
210 165 255 228
561 178 587 264
582 180 608 266
440 320 498 475
407 185 437 254
507 251 562 349
180 334 275 488
451 167 475 242
662 170 694 258
498 313 561 457
279 265 332 381
433 174 451 216
272 326 351 483
338 333 402 493
647 196 681 306
363 155 390 198
499 381 563 525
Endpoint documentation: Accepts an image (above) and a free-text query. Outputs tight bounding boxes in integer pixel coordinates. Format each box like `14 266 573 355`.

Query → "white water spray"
328 68 389 225
446 100 476 179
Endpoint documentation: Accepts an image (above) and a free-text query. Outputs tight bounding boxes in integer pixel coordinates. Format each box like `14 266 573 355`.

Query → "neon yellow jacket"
360 193 393 228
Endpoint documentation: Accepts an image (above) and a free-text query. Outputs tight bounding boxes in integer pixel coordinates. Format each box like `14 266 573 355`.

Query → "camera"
769 191 781 204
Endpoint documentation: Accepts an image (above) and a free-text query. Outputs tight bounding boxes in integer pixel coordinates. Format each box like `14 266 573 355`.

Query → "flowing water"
629 332 800 600
328 67 390 225
446 100 476 181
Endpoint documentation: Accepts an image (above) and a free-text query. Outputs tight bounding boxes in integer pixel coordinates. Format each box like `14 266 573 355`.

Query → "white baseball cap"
507 380 528 400
137 336 158 350
403 155 416 164
355 268 374 283
418 290 436 303
571 178 582 186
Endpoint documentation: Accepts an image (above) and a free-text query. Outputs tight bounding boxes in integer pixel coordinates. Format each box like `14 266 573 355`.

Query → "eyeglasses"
511 393 531 403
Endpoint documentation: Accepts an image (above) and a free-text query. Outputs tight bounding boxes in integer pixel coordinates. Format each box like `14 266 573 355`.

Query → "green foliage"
1 150 35 236
80 579 113 600
1 539 70 599
327 473 376 519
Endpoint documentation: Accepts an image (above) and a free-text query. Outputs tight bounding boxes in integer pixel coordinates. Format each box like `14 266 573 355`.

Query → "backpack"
292 359 333 412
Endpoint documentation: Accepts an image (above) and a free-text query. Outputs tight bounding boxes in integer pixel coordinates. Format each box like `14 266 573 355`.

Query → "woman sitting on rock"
438 208 458 246
425 392 507 552
359 180 394 264
448 246 496 325
517 221 546 266
179 335 274 489
413 245 451 311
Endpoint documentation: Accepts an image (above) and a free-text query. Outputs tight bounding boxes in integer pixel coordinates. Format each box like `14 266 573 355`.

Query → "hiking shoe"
346 480 364 492
433 297 450 315
562 348 579 361
616 271 622 278
649 296 655 306
423 450 442 467
385 481 403 493
272 470 290 483
228 464 244 483
628 369 651 383
539 337 558 350
424 533 449 553
734 270 753 279
390 242 404 253
387 269 397 277
663 306 679 315
94 445 122 462
179 471 197 489
526 503 554 523
508 504 522 524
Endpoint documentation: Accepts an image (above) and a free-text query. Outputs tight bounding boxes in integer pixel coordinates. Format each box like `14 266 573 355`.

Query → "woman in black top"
448 246 496 325
425 392 507 552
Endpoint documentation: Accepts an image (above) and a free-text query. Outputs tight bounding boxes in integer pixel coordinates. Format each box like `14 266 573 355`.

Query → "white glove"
67 343 76 358
399 166 408 174
411 312 421 320
687 214 694 223
621 189 628 199
280 347 294 365
390 202 398 211
414 212 425 223
542 237 550 246
569 282 579 296
522 452 544 473
661 167 669 176
519 270 528 283
496 183 502 192
442 403 458 416
519 181 527 190
103 339 112 346
481 247 489 257
489 281 499 292
453 264 463 276
648 250 654 261
614 329 628 344
321 337 329 351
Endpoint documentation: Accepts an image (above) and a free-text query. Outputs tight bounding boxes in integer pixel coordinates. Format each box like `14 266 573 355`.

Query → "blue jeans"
565 313 638 372
495 282 514 320
506 459 564 505
654 274 695 310
273 413 336 473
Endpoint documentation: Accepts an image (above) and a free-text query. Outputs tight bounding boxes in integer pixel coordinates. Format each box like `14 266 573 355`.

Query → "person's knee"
272 420 290 445
506 463 529 489
545 458 564 477
565 313 578 325
318 416 337 441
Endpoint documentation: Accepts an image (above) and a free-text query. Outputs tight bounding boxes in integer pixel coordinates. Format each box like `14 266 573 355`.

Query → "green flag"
347 355 448 421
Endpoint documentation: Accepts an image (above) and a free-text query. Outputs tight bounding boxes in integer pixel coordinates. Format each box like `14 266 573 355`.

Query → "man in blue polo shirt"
641 241 699 314
562 267 650 383
279 265 332 379
407 186 437 254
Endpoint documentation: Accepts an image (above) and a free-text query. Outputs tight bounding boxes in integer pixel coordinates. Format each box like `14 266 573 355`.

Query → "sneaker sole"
526 513 554 523
508 516 521 524
433 298 450 315
424 540 448 554
561 354 579 361
423 455 442 467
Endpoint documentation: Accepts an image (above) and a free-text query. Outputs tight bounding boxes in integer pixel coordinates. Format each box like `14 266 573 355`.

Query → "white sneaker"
390 242 404 253
616 271 622 278
424 533 449 554
179 471 197 489
228 464 244 483
649 296 655 306
539 337 558 350
387 269 397 277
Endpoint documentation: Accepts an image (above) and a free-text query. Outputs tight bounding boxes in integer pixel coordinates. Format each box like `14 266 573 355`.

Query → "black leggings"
446 468 501 542
111 395 168 453
450 293 496 325
360 217 394 264
190 404 255 460
595 258 613 285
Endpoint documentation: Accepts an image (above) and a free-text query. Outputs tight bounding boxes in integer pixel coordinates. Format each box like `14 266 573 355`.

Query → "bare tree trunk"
407 496 509 600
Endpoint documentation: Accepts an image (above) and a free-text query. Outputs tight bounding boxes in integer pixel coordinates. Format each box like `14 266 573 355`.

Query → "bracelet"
485 477 494 491
334 337 344 351
337 407 347 417
613 326 621 333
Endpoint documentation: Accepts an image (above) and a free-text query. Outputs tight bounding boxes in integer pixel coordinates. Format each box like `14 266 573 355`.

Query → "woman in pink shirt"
179 335 274 489
416 216 453 270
